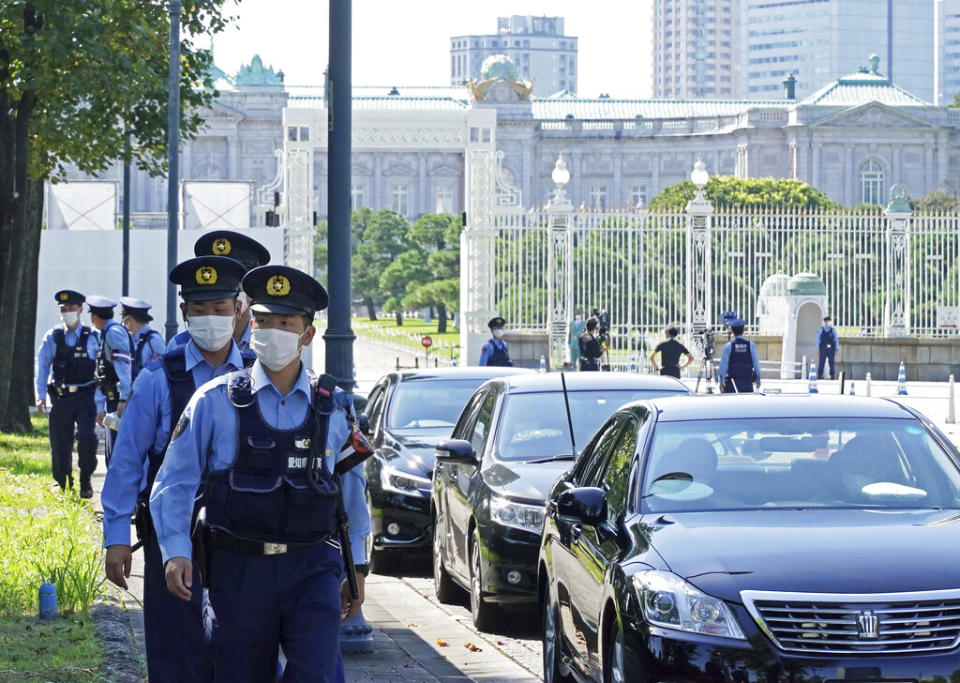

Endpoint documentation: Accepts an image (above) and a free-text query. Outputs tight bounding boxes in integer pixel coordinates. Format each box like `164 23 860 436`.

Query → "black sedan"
432 373 690 630
362 366 531 571
539 394 960 683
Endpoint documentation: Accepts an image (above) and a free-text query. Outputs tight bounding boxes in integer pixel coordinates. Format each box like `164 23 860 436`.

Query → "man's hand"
165 557 193 601
117 400 127 417
96 412 105 427
35 400 45 415
105 545 133 589
340 573 365 621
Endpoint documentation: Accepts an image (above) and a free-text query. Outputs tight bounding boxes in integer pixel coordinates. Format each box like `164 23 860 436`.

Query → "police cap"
54 290 85 306
119 296 153 321
823 315 832 322
194 231 271 272
169 256 245 302
488 316 506 329
242 265 328 316
727 318 746 328
86 295 117 318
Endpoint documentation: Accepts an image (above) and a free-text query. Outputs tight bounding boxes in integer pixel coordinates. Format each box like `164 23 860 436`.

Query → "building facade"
938 0 960 105
450 15 577 96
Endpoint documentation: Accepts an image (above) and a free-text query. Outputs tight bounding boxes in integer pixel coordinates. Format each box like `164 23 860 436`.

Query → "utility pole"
164 0 182 341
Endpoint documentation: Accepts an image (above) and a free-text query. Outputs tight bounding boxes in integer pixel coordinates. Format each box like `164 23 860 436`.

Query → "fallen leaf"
496 640 505 645
436 638 448 647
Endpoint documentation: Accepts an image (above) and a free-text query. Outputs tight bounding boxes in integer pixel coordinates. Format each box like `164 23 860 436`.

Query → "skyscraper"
450 16 578 97
937 0 960 104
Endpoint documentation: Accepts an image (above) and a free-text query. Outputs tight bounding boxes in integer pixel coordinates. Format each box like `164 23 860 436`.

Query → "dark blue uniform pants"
818 348 836 380
144 530 213 682
48 391 98 488
209 543 345 683
722 376 755 393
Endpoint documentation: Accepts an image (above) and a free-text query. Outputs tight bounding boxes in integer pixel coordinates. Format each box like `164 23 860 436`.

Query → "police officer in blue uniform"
119 297 165 381
166 231 271 357
815 315 839 380
151 264 370 683
102 256 248 683
35 290 104 496
88 295 133 465
478 316 513 367
717 318 762 393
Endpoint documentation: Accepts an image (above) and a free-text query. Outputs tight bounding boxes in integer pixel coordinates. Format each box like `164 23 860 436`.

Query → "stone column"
844 144 854 205
938 132 949 187
883 186 912 337
612 152 622 207
925 143 935 193
685 184 714 335
521 143 533 207
372 153 383 210
652 152 661 196
811 144 821 189
571 151 583 207
892 145 902 186
417 153 427 215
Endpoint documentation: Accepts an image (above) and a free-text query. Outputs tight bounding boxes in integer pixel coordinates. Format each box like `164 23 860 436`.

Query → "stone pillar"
811 144 821 190
844 144 855 205
417 153 427 215
372 153 383 210
652 152 661 196
521 144 533 207
685 186 714 335
571 151 582 207
883 185 912 337
546 167 574 371
892 145 902 186
925 143 935 193
938 132 949 187
612 152 622 206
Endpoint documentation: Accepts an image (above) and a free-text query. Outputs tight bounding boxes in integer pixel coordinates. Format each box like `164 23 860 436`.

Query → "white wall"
36 228 285 353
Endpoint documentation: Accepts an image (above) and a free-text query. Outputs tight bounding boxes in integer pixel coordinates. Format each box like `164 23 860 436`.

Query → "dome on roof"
759 272 790 298
786 272 826 296
481 54 519 82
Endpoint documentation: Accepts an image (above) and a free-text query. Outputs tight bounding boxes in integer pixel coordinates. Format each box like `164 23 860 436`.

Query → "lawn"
0 415 105 681
352 316 460 360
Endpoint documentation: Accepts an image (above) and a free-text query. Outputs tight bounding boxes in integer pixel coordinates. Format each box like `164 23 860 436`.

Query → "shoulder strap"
53 328 65 347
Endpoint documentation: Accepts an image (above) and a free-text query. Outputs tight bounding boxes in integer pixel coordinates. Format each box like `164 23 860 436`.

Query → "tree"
351 209 410 321
380 249 430 325
912 189 960 215
402 213 462 332
647 176 838 211
0 0 232 432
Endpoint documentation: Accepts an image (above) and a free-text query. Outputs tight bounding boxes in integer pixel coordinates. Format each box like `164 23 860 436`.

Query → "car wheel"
432 517 459 604
542 582 573 683
605 620 626 683
469 528 498 631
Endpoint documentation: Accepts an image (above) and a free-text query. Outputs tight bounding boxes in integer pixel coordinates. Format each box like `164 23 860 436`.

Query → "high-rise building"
937 0 960 104
450 15 578 97
741 0 935 102
653 0 740 99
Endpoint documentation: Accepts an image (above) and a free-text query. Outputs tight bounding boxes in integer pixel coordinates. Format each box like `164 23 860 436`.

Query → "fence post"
685 156 714 337
883 184 912 337
546 155 575 372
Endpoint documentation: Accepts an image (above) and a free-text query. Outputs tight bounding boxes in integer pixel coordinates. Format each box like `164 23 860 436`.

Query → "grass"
0 416 51 477
0 614 103 683
352 316 460 359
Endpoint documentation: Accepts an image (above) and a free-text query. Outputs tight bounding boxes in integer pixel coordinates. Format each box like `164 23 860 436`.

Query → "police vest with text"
50 327 96 396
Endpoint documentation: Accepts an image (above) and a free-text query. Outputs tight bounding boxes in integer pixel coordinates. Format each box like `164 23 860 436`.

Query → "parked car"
362 366 532 571
432 373 690 630
539 394 960 683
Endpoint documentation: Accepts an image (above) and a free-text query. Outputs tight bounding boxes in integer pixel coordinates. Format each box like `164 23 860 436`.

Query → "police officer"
717 318 762 393
88 295 133 465
478 316 513 367
815 315 839 380
102 257 248 683
166 231 271 357
578 317 604 371
151 265 370 683
120 297 165 381
35 290 103 496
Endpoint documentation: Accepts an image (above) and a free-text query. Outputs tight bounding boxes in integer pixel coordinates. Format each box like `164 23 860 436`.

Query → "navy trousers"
818 348 836 380
144 531 214 682
209 543 345 683
48 391 98 488
722 375 755 393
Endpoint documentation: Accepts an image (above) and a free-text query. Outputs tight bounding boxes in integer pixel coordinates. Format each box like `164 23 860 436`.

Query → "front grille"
741 589 960 655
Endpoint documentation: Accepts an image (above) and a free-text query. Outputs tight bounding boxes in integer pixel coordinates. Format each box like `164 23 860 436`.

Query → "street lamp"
690 154 709 200
547 154 571 208
164 0 182 342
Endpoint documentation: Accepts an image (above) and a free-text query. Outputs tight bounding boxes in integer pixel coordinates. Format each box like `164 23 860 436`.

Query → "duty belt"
206 526 337 556
48 382 94 397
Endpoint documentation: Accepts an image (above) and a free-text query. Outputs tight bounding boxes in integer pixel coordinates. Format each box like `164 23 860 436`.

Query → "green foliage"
0 613 103 681
647 176 838 211
401 214 463 325
351 209 412 318
912 189 960 215
845 202 884 214
313 219 328 278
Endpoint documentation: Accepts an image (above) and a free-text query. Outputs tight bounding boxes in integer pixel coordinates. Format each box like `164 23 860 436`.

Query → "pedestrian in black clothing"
578 318 603 371
650 326 694 379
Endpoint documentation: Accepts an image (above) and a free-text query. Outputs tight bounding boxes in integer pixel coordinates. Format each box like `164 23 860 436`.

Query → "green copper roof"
801 71 929 107
787 273 827 296
531 98 788 120
235 55 283 87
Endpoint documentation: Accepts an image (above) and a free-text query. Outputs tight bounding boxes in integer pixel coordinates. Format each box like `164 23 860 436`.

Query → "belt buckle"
68 386 78 393
262 542 287 555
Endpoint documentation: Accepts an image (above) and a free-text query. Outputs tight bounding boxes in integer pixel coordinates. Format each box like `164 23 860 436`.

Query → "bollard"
897 361 908 396
849 381 855 396
808 360 818 394
838 370 845 395
629 356 637 373
38 582 57 619
341 611 375 654
538 355 547 373
801 355 807 380
948 375 957 424
865 372 872 397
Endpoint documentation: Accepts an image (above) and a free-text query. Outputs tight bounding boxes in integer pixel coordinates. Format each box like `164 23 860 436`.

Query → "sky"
211 0 654 97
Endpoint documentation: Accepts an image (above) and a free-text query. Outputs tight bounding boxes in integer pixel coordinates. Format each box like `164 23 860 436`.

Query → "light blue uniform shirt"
132 326 165 374
101 319 134 401
35 323 106 413
166 319 252 355
150 360 369 566
101 340 245 548
717 335 762 384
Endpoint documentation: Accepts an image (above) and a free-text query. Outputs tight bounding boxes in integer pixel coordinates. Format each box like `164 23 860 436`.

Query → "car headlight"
489 496 544 533
380 465 432 497
633 570 745 640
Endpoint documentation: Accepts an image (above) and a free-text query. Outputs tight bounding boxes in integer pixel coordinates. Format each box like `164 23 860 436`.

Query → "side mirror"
556 487 607 526
435 439 478 466
358 413 371 436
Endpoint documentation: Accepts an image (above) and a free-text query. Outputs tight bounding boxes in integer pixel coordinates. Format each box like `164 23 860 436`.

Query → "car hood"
382 428 450 478
483 460 571 504
644 509 960 602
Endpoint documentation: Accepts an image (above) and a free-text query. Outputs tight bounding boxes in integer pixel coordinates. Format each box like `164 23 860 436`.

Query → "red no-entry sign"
421 336 433 349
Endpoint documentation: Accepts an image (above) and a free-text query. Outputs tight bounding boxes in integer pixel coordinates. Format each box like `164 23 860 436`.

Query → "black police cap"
169 256 246 302
242 265 328 316
54 290 85 306
194 231 271 272
488 316 506 329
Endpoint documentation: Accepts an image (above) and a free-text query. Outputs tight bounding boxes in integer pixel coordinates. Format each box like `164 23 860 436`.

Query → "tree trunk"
364 296 377 321
395 311 403 326
437 303 448 334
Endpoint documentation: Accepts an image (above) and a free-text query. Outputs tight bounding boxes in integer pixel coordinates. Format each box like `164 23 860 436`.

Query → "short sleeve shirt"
654 339 690 371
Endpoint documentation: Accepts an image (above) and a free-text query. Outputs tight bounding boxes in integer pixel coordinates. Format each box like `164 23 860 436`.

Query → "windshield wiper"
527 454 575 464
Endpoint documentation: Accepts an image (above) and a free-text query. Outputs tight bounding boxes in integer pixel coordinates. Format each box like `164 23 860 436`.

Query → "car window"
470 391 498 460
365 381 388 431
387 378 493 429
578 415 626 488
600 418 639 524
453 389 487 440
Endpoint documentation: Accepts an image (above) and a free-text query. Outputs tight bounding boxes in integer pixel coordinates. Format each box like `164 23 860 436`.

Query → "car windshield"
497 389 686 461
387 378 491 429
641 417 960 512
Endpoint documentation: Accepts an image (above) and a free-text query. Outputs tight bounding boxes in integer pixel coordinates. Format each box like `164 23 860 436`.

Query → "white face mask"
574 314 583 322
250 328 305 371
61 311 80 327
492 328 505 340
187 315 235 352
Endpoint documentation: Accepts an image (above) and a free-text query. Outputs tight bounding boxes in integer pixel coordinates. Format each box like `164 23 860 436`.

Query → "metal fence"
474 204 960 365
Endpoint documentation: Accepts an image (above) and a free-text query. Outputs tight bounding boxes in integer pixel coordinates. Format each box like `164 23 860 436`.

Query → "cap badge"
268 275 291 296
59 292 69 301
213 238 231 255
196 266 218 285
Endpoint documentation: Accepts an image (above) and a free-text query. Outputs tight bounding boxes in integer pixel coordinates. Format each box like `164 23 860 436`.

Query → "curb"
91 601 144 682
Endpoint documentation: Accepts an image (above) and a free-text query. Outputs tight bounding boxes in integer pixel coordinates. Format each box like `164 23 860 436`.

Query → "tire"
542 582 573 683
604 620 627 683
432 516 459 604
469 528 499 631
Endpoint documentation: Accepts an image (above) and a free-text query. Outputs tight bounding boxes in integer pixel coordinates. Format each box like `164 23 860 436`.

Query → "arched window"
859 160 884 205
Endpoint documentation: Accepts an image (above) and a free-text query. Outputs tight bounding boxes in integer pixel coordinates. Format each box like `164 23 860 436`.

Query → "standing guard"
717 318 762 393
120 297 164 381
102 256 248 683
815 315 839 380
151 265 371 683
478 316 513 367
34 290 103 496
88 295 133 466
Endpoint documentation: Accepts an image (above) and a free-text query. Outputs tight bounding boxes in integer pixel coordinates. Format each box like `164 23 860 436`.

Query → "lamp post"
547 154 574 370
686 155 714 336
164 0 182 342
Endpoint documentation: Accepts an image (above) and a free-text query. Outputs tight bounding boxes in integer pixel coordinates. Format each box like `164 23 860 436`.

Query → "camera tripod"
695 354 717 394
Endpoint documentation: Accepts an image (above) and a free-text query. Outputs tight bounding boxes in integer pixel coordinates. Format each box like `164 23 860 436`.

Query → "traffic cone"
538 355 547 373
808 360 818 394
849 381 855 396
629 356 637 373
897 362 908 395
865 372 872 397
